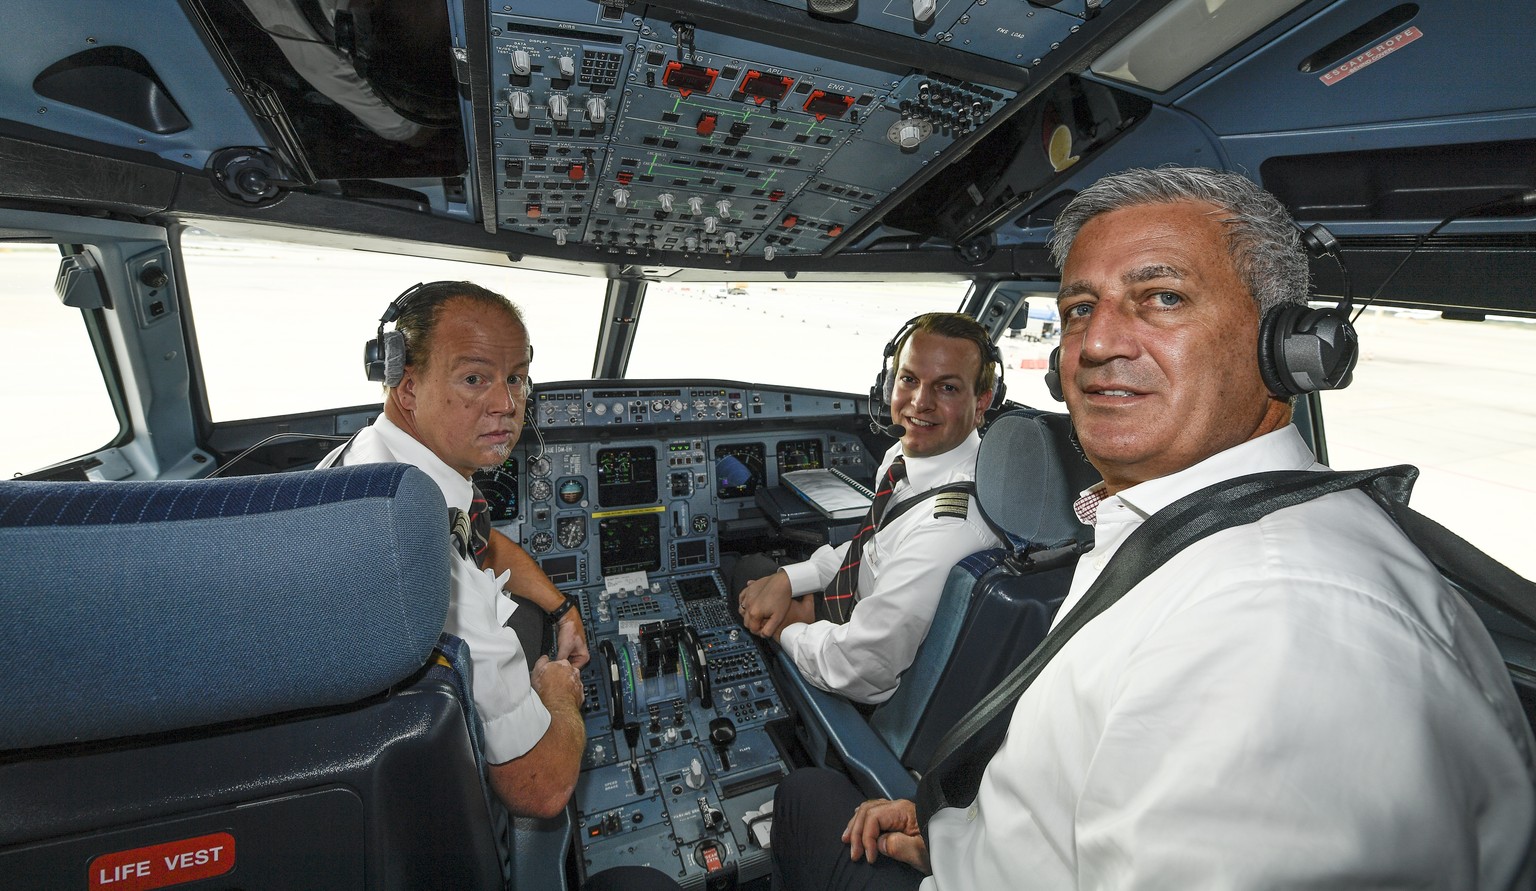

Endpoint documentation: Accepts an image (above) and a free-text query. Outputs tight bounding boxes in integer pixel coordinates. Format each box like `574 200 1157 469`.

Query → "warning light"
663 62 719 98
803 90 855 122
526 203 542 219
738 70 794 105
781 215 798 228
826 223 844 237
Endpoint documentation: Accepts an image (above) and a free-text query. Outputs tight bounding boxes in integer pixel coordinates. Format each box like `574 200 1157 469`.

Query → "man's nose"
1078 300 1138 364
911 383 935 410
489 381 519 413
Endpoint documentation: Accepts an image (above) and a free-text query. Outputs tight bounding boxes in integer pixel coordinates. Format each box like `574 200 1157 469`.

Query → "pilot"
736 312 1002 704
770 168 1536 889
319 281 586 819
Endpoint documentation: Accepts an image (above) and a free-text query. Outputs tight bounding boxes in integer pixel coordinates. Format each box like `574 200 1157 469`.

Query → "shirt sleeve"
445 560 553 764
780 512 996 704
781 541 847 596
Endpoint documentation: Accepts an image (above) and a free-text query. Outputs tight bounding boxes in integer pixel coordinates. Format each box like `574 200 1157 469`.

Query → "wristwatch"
546 595 576 621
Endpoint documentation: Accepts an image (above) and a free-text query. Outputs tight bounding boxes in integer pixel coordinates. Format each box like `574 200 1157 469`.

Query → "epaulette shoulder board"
934 491 970 520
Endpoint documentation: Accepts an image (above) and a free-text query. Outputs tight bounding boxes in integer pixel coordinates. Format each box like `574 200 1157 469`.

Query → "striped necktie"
451 485 493 568
815 456 906 624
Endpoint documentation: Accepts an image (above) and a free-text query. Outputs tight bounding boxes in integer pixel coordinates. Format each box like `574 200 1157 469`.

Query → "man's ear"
394 366 418 411
975 389 994 426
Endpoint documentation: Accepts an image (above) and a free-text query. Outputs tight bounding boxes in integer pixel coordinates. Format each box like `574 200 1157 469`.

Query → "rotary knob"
507 90 531 119
585 95 608 124
511 49 532 76
548 94 570 122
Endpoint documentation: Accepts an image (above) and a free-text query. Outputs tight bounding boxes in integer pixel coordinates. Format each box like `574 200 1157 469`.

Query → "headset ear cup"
381 329 407 388
1044 346 1064 402
986 345 1007 410
1257 304 1296 397
364 338 384 383
1260 303 1359 397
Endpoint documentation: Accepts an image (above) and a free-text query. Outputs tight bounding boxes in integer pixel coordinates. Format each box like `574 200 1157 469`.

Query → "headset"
1257 223 1359 398
364 281 431 386
364 282 537 400
1043 222 1358 402
869 314 1008 436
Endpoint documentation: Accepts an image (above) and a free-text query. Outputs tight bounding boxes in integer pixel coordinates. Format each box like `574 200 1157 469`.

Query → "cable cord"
205 431 351 478
1353 189 1536 323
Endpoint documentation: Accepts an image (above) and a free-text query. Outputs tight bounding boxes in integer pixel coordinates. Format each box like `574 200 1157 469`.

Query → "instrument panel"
479 382 874 591
470 383 875 887
572 571 787 887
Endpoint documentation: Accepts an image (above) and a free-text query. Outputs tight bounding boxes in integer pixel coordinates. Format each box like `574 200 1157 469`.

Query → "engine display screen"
714 442 766 499
776 439 823 474
600 514 661 575
597 446 658 507
539 554 582 586
674 538 711 568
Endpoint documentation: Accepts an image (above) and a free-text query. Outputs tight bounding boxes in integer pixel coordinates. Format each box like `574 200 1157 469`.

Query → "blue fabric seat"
0 464 506 890
773 411 1100 799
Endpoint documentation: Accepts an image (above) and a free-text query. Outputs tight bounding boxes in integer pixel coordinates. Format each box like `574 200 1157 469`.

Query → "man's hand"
530 655 584 712
772 595 815 641
842 798 931 875
555 614 590 668
738 569 796 638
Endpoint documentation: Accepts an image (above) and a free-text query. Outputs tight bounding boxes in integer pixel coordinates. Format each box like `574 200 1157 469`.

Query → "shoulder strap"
1359 483 1536 628
914 464 1415 832
876 481 976 531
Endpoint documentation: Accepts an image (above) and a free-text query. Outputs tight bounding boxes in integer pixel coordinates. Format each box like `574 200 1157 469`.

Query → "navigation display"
599 514 662 575
596 446 658 507
714 442 766 499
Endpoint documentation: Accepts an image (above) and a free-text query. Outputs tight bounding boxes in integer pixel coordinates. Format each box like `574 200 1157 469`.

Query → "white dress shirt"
925 426 1536 889
779 431 1000 704
321 417 551 764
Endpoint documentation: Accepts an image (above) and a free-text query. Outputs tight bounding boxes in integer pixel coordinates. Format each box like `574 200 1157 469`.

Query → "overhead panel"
486 0 1018 261
762 0 1092 65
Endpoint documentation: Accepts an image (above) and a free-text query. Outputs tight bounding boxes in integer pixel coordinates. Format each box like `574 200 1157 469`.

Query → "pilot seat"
0 463 507 890
772 410 1100 800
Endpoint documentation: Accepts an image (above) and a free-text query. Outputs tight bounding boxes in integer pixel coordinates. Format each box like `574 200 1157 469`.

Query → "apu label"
88 832 235 890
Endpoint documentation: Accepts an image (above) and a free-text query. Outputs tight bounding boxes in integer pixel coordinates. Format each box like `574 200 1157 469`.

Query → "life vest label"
88 832 235 890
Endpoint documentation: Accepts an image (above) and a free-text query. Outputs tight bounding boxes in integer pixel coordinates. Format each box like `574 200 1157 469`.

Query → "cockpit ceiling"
0 0 1533 282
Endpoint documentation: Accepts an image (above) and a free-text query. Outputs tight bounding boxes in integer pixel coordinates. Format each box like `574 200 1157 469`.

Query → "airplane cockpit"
2 1 1535 888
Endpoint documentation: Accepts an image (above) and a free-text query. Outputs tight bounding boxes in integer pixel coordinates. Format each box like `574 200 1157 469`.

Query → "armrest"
770 645 917 801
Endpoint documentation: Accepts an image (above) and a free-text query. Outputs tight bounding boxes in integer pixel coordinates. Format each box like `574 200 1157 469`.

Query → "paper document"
780 468 874 520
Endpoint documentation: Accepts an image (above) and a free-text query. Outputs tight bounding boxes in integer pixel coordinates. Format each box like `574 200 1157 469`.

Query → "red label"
88 833 235 890
1320 26 1422 85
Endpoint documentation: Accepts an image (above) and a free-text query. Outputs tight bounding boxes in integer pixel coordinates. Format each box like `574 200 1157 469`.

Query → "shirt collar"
889 429 983 491
369 415 476 512
1106 426 1321 522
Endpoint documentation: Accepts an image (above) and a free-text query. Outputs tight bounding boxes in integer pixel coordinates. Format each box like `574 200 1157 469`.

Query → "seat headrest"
975 411 1100 549
0 463 450 750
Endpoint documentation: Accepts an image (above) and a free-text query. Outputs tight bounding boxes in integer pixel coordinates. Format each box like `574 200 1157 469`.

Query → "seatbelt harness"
913 464 1444 834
